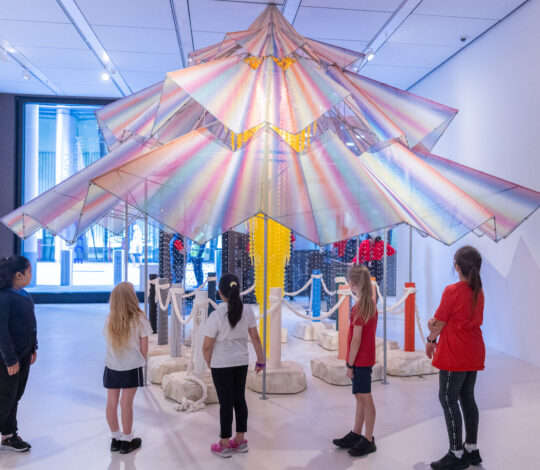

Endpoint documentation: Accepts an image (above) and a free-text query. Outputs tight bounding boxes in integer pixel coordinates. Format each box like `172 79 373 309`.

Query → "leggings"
439 370 479 451
0 355 32 436
211 365 249 439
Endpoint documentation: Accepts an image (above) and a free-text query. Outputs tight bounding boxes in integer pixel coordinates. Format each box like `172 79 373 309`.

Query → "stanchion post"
157 278 169 346
404 282 416 352
193 291 209 377
337 283 350 360
269 287 282 368
148 273 157 333
312 269 321 322
170 283 184 358
208 272 216 316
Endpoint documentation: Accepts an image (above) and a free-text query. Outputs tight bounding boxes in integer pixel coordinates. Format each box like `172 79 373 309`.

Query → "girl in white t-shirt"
103 282 152 454
203 273 265 458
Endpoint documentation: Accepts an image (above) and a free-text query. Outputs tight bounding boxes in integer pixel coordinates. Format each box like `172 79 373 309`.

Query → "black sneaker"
110 438 122 452
0 434 31 452
332 431 363 449
464 446 482 465
119 437 142 454
348 436 377 457
430 450 469 469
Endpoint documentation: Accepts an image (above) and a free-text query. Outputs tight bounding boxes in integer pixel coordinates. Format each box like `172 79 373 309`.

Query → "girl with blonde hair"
103 282 151 454
333 264 378 458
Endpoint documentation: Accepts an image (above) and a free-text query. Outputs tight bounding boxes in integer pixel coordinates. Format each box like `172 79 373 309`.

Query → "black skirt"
103 366 145 389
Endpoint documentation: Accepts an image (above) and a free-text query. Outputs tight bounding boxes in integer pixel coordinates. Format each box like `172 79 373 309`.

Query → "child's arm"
347 325 363 374
140 336 149 359
428 318 446 338
202 336 215 368
248 327 265 373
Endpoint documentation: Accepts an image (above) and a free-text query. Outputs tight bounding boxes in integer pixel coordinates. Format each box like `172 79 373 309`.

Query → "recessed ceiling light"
101 72 110 81
102 52 110 62
366 48 375 61
22 69 31 80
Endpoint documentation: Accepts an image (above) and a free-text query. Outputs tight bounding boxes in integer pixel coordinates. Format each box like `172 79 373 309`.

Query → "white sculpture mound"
247 361 306 394
318 329 338 351
162 371 218 404
310 357 382 385
386 350 439 376
148 354 190 384
375 337 400 363
293 321 330 341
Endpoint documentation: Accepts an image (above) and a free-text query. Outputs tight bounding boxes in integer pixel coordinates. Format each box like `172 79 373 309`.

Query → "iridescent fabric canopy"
3 4 539 245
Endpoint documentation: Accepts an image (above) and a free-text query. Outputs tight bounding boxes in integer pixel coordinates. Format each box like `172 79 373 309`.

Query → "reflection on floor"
1 303 538 469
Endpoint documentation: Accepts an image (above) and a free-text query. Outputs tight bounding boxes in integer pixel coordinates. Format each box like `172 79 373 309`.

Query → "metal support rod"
124 201 129 282
261 214 268 400
144 213 149 316
382 228 388 385
409 225 413 283
355 236 360 265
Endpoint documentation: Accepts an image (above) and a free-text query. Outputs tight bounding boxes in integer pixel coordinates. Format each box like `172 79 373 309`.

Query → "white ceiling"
0 0 528 98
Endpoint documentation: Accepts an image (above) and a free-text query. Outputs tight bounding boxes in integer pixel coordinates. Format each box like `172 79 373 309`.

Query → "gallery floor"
1 303 538 470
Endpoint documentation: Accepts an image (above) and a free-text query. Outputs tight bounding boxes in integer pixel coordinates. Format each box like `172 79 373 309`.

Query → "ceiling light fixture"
22 69 31 80
365 48 375 61
0 49 8 63
101 72 110 81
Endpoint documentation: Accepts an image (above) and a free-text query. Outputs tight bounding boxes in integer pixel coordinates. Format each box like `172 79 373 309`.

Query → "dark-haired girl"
426 246 485 470
0 256 37 453
202 273 265 458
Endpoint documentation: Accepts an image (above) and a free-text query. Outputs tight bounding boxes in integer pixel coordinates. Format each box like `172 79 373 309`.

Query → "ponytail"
0 256 31 289
454 246 483 309
218 273 243 328
468 265 482 305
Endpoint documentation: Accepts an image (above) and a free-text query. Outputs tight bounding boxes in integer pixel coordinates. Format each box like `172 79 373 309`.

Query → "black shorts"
351 366 373 394
103 366 145 389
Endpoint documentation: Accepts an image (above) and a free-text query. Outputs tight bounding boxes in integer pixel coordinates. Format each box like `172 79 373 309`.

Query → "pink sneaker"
230 438 249 453
210 441 232 458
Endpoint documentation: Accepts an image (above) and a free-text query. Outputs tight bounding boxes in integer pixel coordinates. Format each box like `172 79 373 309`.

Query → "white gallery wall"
394 0 540 367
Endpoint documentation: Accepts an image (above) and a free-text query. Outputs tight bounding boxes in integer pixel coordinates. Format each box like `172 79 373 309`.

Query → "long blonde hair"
107 282 144 352
348 265 376 323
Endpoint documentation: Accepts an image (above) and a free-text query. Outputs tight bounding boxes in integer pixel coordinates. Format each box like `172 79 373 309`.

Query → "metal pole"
409 225 413 283
261 214 268 400
144 213 149 316
355 236 360 265
382 228 388 385
124 202 129 282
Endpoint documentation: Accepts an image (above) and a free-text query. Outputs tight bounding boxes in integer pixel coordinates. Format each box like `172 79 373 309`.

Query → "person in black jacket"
0 256 36 453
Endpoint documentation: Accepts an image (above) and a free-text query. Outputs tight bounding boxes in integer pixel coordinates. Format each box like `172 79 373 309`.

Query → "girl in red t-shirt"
332 265 378 458
426 246 485 470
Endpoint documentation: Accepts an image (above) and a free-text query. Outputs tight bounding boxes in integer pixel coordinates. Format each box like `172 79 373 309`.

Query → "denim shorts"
351 366 373 394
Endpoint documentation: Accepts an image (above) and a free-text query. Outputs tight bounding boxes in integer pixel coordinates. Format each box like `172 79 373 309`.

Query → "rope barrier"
283 277 313 297
415 305 427 346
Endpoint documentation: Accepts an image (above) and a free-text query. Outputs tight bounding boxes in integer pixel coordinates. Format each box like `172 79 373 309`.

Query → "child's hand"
425 342 436 359
346 367 354 379
7 362 20 376
30 351 37 365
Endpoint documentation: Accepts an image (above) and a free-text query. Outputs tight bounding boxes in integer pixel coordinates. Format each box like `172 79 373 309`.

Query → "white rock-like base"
281 327 288 344
310 357 382 385
293 321 325 341
148 355 191 384
247 361 306 394
148 344 170 357
318 329 338 351
162 372 218 404
386 350 439 376
375 337 400 364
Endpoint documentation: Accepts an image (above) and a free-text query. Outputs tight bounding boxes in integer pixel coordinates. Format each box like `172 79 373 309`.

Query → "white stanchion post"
193 291 209 377
269 287 282 368
170 283 184 358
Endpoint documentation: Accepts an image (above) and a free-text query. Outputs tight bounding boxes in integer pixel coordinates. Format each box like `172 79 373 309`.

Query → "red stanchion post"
404 282 416 352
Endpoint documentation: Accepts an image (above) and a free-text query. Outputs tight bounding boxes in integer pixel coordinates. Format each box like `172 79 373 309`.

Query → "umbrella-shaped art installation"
3 5 540 393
